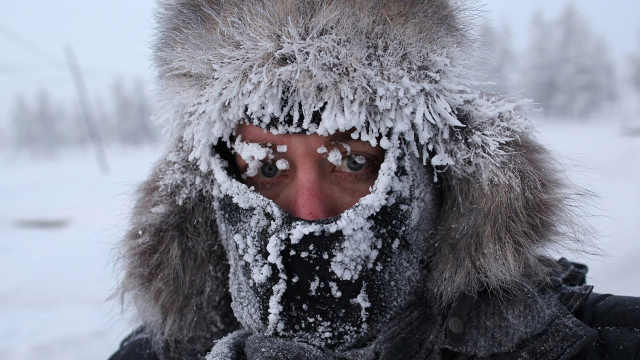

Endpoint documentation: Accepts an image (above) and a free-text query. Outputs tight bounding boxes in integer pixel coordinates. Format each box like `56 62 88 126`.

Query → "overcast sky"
2 0 640 132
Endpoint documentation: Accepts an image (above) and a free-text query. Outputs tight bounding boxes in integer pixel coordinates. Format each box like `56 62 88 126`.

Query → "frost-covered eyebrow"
326 132 354 142
239 131 356 145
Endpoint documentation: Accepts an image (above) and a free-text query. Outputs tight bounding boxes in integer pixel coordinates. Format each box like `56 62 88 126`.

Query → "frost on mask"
233 136 276 178
211 132 439 350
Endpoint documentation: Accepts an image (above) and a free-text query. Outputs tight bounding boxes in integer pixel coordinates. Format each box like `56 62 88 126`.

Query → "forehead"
237 124 360 145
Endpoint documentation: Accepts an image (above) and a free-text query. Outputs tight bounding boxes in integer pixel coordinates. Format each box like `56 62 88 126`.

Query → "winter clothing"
110 260 640 360
110 0 639 359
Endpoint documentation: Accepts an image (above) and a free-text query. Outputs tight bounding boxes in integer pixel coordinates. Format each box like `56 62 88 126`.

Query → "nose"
284 168 335 221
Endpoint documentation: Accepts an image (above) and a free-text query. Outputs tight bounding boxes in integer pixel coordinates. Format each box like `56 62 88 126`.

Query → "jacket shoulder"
108 328 158 360
574 292 640 359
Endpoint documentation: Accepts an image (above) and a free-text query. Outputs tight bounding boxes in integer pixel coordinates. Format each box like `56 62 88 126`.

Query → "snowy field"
1 122 639 359
535 120 640 296
0 146 160 359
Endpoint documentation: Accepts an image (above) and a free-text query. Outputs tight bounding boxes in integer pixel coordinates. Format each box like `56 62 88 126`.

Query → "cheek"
328 178 374 211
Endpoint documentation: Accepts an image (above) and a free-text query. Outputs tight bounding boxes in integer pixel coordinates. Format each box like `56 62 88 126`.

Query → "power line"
0 24 65 70
0 23 144 76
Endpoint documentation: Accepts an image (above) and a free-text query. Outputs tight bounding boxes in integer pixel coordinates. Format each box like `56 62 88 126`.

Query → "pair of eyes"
256 154 370 179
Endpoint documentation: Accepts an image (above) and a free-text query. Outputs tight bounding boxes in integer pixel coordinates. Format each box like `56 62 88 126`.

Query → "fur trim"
428 135 581 305
118 160 239 356
151 0 529 180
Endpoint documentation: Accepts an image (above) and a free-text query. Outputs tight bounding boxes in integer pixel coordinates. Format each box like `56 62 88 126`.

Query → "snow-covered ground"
535 120 640 296
0 146 160 359
0 121 638 359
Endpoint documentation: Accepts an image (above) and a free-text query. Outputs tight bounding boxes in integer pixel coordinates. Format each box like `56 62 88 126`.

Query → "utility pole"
65 46 109 174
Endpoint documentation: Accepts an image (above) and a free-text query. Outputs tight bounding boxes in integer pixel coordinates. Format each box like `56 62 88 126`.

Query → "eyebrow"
326 132 354 142
239 131 356 144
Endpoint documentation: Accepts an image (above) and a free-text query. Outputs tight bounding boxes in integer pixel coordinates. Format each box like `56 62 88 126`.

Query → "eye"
259 161 280 178
342 154 367 172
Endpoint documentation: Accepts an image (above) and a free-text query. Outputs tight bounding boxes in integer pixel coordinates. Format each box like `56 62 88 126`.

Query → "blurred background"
1 1 639 359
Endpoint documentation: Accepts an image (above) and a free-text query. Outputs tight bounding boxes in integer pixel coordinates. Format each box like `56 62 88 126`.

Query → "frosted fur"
153 0 528 180
116 0 583 358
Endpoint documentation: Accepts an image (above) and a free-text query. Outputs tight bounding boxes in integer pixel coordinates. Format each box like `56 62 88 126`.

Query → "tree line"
477 3 640 119
9 77 157 156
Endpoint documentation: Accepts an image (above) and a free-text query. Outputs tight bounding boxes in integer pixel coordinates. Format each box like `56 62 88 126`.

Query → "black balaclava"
210 130 439 350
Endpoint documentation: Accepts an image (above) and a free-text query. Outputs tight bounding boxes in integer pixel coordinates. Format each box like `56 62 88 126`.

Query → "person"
109 1 640 359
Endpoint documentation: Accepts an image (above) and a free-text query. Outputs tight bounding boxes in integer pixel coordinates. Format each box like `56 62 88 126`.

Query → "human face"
234 125 384 220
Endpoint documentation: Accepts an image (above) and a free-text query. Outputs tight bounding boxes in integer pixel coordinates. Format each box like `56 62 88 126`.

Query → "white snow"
328 282 342 298
535 120 640 296
351 285 371 324
309 277 320 296
0 145 158 360
327 149 343 167
275 159 289 171
267 279 287 334
233 136 272 178
353 155 366 165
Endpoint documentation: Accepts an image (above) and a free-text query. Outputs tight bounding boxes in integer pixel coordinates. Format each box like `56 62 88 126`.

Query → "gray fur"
153 0 470 84
116 0 585 357
428 136 582 306
118 159 239 356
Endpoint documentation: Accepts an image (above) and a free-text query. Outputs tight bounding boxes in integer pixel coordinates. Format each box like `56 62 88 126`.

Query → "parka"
109 259 640 359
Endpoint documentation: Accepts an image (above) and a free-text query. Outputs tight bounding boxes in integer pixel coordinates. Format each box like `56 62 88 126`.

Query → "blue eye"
259 162 279 178
343 155 366 172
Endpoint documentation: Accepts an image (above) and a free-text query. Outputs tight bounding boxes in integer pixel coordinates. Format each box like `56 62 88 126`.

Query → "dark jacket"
109 259 640 360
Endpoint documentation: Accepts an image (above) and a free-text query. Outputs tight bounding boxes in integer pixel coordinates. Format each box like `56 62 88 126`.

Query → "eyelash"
247 153 381 183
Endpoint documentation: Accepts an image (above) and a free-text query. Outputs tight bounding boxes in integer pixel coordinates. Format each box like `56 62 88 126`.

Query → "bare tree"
33 88 62 154
631 31 640 93
112 77 156 145
11 94 35 152
476 21 518 95
523 5 617 118
523 11 558 111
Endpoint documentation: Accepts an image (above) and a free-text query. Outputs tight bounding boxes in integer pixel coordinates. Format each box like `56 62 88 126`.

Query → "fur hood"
118 0 581 356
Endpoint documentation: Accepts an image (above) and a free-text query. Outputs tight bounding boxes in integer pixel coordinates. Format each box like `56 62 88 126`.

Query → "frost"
254 264 272 284
268 279 287 333
329 282 342 298
275 159 289 170
379 137 392 150
150 205 168 214
309 276 320 296
351 285 371 325
289 224 322 245
327 148 342 166
159 6 531 185
277 145 288 153
233 136 273 178
338 142 351 155
316 146 328 154
353 155 366 165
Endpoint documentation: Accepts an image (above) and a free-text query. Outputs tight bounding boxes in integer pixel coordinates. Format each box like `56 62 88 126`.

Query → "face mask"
211 132 439 350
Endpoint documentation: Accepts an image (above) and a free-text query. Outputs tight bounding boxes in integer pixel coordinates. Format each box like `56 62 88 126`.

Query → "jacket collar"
438 280 596 359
